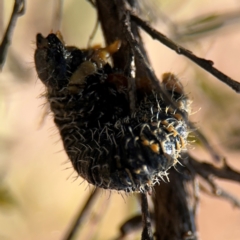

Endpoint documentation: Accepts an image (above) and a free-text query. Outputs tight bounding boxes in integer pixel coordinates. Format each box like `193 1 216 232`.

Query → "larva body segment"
34 33 189 192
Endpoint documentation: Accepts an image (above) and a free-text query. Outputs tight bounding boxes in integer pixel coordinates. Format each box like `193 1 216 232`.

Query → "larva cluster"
34 32 190 192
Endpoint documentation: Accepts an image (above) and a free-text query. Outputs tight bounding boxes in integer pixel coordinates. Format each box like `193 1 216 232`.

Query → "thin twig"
199 181 240 208
123 13 163 93
114 215 143 240
63 188 100 240
153 169 198 240
0 0 25 70
0 1 4 36
87 16 99 48
131 13 240 93
173 10 240 41
52 0 64 31
141 193 153 240
114 214 154 240
184 155 240 207
87 0 96 8
85 195 110 240
189 156 240 183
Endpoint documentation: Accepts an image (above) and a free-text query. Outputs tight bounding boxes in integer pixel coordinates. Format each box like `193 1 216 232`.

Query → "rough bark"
153 168 197 240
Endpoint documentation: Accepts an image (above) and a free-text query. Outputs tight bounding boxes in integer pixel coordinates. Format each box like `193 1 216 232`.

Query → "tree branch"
199 181 240 208
141 193 153 240
189 156 240 183
188 156 240 208
130 13 240 93
0 0 25 70
153 168 198 240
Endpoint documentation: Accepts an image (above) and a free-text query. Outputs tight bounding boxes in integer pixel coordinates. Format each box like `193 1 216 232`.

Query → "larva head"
34 33 86 90
34 33 68 88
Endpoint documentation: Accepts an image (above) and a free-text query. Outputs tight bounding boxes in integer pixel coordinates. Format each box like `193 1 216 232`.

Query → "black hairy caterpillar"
34 32 190 192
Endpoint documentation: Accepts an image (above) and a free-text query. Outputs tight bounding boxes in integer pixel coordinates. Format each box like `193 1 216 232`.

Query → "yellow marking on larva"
173 131 178 137
150 143 160 154
165 107 174 114
174 113 183 121
165 125 178 137
142 138 150 146
105 40 121 55
91 40 121 67
161 120 169 126
162 122 179 137
141 136 151 146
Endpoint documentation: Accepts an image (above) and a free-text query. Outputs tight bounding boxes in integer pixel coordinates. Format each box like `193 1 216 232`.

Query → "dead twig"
141 193 153 240
173 10 240 41
130 13 240 93
153 168 198 240
199 181 240 207
188 156 240 207
0 0 25 70
63 188 100 240
52 0 64 32
189 156 240 183
114 215 145 240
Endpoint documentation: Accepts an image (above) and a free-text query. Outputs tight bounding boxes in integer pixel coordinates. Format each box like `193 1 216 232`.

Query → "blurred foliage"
0 181 17 210
195 71 234 109
174 11 240 41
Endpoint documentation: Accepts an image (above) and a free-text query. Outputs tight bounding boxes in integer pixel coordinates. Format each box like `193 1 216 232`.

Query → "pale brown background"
1 0 240 239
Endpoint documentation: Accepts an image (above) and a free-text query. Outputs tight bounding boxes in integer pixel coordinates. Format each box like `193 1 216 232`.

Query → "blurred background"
0 0 240 239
